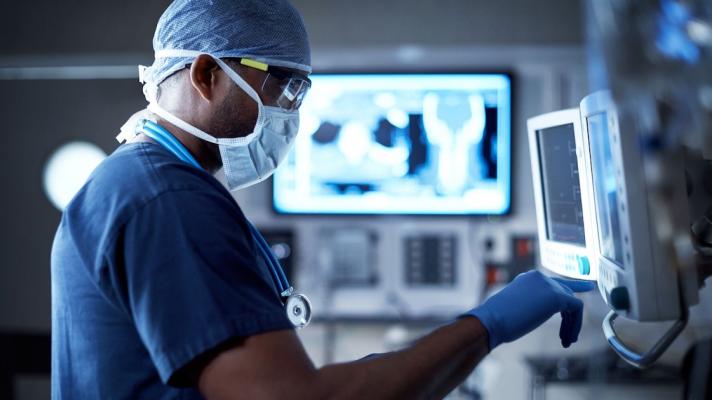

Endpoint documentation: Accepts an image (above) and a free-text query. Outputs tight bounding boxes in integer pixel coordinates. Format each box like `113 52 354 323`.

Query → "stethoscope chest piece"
285 292 312 329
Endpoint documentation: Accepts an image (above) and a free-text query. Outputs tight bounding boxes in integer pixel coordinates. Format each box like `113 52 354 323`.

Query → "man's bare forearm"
308 317 488 400
199 272 593 400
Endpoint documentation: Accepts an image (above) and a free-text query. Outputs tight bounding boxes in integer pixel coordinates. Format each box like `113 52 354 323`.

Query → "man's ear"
189 54 222 102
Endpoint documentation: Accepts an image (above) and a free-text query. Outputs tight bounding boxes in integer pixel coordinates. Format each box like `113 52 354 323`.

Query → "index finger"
553 278 595 293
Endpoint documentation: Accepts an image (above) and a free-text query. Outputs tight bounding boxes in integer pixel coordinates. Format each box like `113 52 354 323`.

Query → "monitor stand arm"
602 263 692 369
602 308 688 368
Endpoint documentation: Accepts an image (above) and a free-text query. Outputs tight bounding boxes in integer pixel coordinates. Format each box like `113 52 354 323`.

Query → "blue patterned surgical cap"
142 0 311 86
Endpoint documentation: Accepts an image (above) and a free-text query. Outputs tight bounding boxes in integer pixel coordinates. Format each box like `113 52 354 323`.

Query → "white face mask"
141 50 300 191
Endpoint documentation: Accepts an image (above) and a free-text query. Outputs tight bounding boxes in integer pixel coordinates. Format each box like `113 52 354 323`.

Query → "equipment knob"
577 256 591 276
609 286 630 311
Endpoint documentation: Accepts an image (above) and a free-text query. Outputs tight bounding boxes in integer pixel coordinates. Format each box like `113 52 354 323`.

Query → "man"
51 0 594 398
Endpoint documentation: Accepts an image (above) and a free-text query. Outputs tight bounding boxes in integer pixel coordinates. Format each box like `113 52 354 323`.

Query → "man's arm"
199 317 487 400
198 271 594 400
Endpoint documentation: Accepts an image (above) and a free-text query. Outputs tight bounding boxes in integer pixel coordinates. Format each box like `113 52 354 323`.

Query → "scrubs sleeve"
116 188 293 386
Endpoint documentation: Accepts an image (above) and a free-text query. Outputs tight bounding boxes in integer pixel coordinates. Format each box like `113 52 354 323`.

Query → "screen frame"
579 90 681 320
270 70 514 217
527 108 598 280
580 93 636 276
583 111 625 267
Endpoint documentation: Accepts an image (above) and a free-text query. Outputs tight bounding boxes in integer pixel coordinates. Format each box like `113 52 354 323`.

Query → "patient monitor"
580 91 683 322
581 90 697 368
556 0 712 369
527 109 597 281
530 94 701 368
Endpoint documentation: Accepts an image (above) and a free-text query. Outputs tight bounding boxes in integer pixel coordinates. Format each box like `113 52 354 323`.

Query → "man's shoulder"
98 142 227 197
65 142 233 226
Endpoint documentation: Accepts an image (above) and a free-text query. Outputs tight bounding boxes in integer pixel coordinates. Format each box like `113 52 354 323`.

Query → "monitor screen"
587 112 625 267
272 73 511 215
536 123 586 246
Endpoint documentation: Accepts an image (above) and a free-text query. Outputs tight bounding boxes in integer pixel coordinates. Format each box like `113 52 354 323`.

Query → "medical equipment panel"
272 73 512 215
329 229 380 287
394 225 480 317
580 91 681 322
309 223 480 318
316 228 380 288
404 234 457 287
527 109 597 280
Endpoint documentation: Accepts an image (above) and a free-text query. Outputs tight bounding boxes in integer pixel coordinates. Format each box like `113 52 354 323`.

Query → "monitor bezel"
270 70 514 217
527 108 598 281
579 90 680 321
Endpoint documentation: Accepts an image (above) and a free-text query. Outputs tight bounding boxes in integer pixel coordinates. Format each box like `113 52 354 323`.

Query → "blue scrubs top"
50 141 293 399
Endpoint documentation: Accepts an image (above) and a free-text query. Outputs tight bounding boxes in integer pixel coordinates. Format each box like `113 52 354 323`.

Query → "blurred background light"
42 141 107 211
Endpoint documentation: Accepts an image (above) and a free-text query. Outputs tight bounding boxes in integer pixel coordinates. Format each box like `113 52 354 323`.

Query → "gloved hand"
463 270 595 350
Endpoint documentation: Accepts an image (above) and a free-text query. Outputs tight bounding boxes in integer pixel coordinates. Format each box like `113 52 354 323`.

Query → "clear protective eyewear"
237 58 311 111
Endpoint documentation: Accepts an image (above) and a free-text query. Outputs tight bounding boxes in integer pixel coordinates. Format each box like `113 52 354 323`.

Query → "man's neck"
155 117 221 173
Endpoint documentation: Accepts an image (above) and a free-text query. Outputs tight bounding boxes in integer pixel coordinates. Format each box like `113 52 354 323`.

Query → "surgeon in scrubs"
50 0 594 398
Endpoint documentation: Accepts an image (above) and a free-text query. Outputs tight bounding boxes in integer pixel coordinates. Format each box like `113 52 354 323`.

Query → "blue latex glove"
464 270 595 350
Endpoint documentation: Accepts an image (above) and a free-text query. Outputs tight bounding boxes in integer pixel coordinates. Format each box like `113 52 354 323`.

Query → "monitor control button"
576 256 591 276
609 286 630 311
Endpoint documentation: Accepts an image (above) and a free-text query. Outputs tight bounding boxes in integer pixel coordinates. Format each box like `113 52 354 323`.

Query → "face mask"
140 50 300 191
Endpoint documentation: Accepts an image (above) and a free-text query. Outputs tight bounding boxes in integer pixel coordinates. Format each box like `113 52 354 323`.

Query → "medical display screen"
536 124 586 246
272 73 511 215
587 112 625 267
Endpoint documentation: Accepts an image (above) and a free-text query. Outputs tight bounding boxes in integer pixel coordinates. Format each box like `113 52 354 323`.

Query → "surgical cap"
143 0 311 86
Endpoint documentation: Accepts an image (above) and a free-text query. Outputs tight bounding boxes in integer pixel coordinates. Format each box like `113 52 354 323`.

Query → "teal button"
577 256 591 276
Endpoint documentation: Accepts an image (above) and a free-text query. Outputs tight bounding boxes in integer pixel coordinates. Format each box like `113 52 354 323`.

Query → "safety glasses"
238 58 311 111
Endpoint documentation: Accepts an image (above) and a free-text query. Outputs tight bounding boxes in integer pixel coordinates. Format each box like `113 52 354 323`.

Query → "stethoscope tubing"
136 120 293 298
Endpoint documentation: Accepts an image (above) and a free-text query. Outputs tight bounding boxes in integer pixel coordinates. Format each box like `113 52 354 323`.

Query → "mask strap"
146 102 259 146
147 102 218 144
153 49 263 109
209 56 267 137
146 49 266 146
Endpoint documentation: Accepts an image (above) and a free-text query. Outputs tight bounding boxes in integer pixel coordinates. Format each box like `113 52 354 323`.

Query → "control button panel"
540 244 591 278
404 235 457 287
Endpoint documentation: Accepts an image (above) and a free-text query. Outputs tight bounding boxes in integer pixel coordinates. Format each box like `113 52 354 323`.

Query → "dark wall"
0 0 582 59
0 1 171 56
297 0 583 48
0 80 147 330
0 2 173 332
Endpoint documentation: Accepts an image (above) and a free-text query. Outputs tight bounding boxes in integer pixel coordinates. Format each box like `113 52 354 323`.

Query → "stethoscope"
138 120 312 328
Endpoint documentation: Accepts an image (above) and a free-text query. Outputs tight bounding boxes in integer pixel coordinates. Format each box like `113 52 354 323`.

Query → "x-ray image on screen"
272 74 511 215
536 124 586 245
